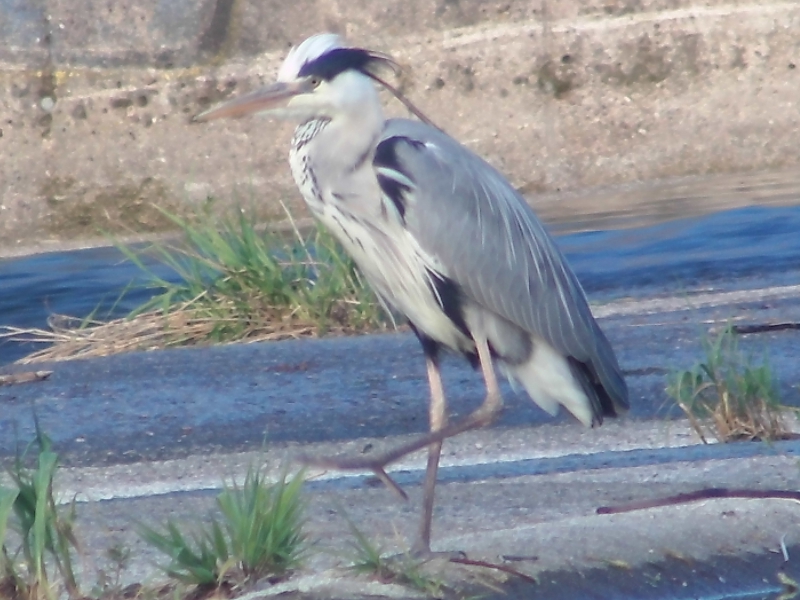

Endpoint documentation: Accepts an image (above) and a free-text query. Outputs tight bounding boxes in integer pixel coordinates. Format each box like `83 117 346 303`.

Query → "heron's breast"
320 209 472 352
288 120 471 353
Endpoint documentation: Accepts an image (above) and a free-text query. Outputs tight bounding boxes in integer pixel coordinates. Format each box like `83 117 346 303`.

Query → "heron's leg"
300 336 504 485
414 354 447 554
473 334 504 423
361 335 503 466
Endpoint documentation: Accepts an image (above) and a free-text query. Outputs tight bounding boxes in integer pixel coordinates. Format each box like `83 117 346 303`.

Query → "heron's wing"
376 119 628 412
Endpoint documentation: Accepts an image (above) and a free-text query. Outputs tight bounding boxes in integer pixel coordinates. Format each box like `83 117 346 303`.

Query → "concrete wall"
1 0 799 252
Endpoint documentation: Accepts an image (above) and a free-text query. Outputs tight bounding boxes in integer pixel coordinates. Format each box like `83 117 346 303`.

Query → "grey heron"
196 33 628 555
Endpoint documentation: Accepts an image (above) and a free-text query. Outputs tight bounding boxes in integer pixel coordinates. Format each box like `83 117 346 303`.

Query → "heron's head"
195 33 397 123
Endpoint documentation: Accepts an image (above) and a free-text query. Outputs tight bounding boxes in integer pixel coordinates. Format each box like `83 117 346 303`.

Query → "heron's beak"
193 80 309 122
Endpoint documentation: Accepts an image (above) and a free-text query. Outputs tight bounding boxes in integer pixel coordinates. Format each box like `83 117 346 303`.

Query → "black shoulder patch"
374 135 426 167
428 272 467 334
412 274 479 369
428 270 474 339
376 174 408 220
298 48 375 81
374 136 423 221
373 135 402 166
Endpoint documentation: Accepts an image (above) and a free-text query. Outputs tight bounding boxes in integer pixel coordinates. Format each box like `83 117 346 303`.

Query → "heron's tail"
504 337 624 427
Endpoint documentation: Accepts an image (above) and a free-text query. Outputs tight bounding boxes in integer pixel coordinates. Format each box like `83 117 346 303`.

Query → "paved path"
1 282 800 598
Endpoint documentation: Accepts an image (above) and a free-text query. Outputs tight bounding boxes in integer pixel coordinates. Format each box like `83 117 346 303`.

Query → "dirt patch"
536 58 577 99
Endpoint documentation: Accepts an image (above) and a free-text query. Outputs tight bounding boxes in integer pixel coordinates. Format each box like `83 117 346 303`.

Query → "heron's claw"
371 466 408 500
296 452 409 500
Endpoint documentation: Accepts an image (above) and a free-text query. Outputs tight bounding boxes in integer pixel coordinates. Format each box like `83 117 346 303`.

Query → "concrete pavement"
2 277 800 597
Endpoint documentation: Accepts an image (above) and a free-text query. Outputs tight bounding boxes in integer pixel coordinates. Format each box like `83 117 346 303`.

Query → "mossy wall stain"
599 33 704 87
197 0 237 64
536 59 577 99
42 176 182 238
438 61 478 94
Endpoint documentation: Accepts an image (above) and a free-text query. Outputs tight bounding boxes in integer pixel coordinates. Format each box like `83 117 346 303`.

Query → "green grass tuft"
344 517 392 581
217 467 307 580
667 325 791 443
122 206 387 341
139 466 307 592
0 487 20 584
1 425 82 599
343 518 444 597
138 519 230 588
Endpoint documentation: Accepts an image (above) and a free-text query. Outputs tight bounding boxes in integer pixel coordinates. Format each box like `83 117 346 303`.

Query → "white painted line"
593 284 800 318
37 420 710 503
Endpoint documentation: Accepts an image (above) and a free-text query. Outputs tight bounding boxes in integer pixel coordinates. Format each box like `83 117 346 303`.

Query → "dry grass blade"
710 386 788 442
5 303 323 364
0 371 52 386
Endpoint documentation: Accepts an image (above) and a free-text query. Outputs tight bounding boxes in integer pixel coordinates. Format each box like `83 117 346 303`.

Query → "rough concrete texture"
1 0 799 252
47 434 800 597
2 269 800 596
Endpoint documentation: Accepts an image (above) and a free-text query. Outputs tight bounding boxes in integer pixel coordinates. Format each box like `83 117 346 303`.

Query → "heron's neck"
304 94 384 181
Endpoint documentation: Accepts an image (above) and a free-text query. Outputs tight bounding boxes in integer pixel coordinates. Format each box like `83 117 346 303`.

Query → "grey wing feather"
380 118 628 413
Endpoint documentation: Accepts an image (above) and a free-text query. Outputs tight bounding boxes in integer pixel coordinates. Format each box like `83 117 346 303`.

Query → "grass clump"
1 425 309 599
216 468 307 579
128 208 385 338
6 206 389 363
139 467 307 595
667 325 792 443
344 519 444 598
1 428 82 600
1 488 20 595
91 543 132 599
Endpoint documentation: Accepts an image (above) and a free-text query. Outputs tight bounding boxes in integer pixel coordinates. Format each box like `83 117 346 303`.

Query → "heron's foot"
308 407 499 472
297 404 502 497
372 547 466 577
409 541 467 563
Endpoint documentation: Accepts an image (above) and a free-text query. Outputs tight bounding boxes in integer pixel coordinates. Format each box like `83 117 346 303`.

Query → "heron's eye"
308 76 322 89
